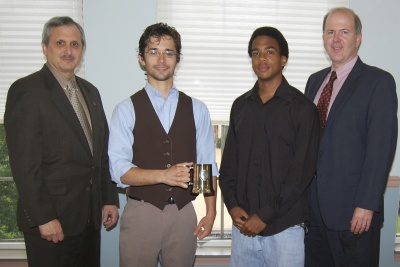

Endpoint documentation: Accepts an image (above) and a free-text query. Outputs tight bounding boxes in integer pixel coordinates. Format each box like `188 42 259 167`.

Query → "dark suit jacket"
4 64 119 236
305 57 398 231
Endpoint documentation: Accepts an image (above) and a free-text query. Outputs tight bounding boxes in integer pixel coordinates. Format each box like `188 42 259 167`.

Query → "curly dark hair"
138 22 182 62
247 26 289 60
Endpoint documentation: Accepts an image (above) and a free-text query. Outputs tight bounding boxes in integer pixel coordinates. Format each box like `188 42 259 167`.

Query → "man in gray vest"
108 22 218 267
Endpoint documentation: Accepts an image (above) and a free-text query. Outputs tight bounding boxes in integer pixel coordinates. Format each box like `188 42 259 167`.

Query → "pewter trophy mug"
188 164 214 194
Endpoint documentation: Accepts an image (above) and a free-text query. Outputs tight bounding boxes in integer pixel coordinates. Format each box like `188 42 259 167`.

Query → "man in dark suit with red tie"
4 16 119 267
304 7 398 267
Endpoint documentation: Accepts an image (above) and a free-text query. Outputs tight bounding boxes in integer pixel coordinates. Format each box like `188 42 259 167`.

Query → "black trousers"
24 222 100 267
305 180 380 267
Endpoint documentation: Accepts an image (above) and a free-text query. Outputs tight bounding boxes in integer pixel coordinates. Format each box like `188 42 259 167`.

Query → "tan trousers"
119 198 197 267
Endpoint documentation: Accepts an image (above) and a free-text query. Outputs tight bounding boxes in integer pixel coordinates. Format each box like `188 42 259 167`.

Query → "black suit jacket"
305 57 397 230
4 64 119 236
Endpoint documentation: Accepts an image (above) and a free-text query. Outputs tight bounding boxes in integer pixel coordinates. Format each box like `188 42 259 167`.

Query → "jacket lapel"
44 66 93 157
309 69 330 101
324 58 363 130
77 78 99 157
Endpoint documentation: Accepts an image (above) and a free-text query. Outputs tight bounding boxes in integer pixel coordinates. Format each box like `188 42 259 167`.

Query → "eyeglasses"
144 49 177 58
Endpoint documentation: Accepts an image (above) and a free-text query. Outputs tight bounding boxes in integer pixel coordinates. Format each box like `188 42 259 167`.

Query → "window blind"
0 0 84 121
158 0 349 122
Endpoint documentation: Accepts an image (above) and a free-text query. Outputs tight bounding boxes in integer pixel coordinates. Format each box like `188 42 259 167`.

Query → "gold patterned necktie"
316 71 337 128
66 80 93 154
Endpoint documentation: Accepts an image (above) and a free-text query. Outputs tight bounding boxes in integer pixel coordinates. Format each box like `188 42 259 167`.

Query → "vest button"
166 188 172 191
166 164 171 168
163 140 170 144
164 152 171 156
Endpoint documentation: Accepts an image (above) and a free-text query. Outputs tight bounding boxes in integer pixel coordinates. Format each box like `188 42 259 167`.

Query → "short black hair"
248 26 289 59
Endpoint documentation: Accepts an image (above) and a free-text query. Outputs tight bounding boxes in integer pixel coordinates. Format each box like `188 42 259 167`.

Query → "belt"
129 196 175 205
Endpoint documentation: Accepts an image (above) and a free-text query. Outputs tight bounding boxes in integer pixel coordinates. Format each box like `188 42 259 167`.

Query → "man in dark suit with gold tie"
4 16 119 267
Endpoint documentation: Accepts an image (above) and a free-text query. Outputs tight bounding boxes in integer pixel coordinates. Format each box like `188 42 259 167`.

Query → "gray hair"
42 16 86 50
323 7 362 35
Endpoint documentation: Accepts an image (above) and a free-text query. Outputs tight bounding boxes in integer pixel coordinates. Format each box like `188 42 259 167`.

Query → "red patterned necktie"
317 71 337 128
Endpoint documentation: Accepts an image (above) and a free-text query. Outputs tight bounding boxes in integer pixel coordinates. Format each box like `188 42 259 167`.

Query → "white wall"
83 0 400 266
351 0 400 176
84 0 157 121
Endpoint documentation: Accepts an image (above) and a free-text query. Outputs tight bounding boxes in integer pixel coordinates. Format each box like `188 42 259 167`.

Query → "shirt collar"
144 82 179 99
246 76 294 103
46 63 76 90
331 55 358 81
